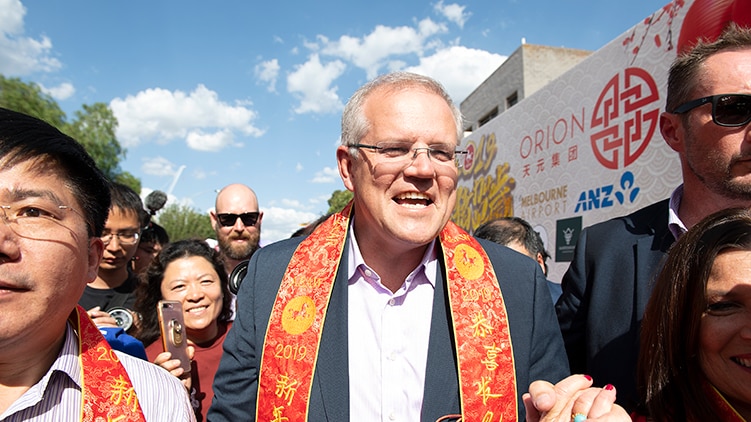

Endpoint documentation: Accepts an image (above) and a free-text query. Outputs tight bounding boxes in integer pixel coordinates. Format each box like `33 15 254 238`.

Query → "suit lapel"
634 200 674 319
313 251 351 421
421 261 461 420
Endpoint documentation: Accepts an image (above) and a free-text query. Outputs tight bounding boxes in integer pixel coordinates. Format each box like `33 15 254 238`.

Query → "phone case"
157 300 192 374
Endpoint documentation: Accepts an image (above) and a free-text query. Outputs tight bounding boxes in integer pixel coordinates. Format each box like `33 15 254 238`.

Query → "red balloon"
677 0 734 54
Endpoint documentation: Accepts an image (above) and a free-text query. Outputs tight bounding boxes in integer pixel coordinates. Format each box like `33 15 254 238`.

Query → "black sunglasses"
671 93 751 127
216 212 259 227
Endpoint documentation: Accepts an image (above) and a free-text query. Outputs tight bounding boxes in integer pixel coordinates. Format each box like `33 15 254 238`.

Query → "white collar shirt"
347 224 438 422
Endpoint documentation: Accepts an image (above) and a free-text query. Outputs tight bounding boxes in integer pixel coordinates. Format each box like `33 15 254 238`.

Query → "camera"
108 307 134 331
229 260 249 295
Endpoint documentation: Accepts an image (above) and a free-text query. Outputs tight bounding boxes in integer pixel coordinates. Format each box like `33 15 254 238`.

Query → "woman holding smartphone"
135 239 233 422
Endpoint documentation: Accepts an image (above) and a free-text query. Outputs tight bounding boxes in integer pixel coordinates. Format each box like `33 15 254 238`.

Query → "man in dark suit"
209 72 625 421
557 24 751 411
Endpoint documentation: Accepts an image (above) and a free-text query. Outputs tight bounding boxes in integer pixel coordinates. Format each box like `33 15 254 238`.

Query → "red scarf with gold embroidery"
71 305 146 421
256 203 516 421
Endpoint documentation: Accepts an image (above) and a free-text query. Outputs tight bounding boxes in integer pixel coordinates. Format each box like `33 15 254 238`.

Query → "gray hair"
340 72 464 154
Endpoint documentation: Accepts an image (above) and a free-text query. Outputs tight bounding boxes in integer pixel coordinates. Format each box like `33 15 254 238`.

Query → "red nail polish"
584 374 592 381
605 384 615 391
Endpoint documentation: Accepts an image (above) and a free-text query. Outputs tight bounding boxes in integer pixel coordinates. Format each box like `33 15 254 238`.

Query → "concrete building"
461 43 592 133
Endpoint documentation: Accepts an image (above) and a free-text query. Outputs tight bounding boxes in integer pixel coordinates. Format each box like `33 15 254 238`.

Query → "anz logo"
574 171 640 213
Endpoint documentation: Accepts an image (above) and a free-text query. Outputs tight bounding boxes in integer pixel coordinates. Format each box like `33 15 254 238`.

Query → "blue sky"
0 0 666 243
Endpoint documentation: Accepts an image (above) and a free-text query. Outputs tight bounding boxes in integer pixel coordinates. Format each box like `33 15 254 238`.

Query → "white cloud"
405 45 506 102
318 18 447 79
141 156 180 177
0 0 61 75
186 128 237 151
295 162 303 172
38 81 75 100
259 205 320 244
255 59 280 93
110 84 264 150
310 166 339 184
287 54 346 114
434 1 471 29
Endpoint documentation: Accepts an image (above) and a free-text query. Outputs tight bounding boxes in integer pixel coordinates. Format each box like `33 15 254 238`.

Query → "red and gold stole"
257 203 517 421
705 382 746 422
71 305 146 422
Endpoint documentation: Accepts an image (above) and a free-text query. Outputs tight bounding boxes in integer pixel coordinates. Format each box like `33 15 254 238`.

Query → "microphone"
144 190 168 215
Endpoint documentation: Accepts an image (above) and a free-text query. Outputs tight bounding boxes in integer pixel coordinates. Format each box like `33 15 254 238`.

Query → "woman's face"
700 249 751 414
160 255 224 344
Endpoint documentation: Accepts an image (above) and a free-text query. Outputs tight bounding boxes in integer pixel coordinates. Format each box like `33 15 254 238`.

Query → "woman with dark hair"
135 239 232 422
639 207 751 421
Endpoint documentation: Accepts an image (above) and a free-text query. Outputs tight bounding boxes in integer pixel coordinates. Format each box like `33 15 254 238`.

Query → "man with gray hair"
210 72 627 421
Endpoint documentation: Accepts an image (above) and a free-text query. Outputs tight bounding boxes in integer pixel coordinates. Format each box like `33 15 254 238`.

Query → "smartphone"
157 300 191 374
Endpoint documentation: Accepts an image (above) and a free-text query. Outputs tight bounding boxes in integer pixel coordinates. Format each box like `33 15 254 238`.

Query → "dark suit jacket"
208 235 569 421
555 199 674 411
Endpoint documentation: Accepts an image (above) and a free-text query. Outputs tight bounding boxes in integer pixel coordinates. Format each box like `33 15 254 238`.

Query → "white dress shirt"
347 227 438 422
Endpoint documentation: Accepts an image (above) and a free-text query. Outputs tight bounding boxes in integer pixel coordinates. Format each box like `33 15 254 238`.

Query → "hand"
153 346 195 391
87 306 119 328
523 375 630 422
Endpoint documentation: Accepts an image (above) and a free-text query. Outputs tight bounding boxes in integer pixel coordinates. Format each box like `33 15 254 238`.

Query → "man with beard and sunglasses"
209 183 263 276
557 23 751 412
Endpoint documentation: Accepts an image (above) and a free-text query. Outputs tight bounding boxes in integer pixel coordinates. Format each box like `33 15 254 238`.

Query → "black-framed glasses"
101 231 140 245
216 212 260 227
351 141 467 167
671 94 751 127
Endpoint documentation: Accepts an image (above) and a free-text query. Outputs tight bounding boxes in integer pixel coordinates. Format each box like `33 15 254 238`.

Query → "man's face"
337 86 459 251
676 49 751 200
0 159 101 352
211 195 262 262
99 207 141 272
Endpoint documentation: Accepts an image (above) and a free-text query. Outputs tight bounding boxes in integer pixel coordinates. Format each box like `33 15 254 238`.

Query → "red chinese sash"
257 202 517 421
705 382 746 422
71 305 146 422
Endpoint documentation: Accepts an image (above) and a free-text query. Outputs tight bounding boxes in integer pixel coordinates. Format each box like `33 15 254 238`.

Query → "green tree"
157 203 214 242
0 75 65 127
327 189 353 214
0 75 138 187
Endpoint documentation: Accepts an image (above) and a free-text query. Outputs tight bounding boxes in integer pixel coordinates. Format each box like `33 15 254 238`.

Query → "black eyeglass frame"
216 212 260 227
670 93 751 127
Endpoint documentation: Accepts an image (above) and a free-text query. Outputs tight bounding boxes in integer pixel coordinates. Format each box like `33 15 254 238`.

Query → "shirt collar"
668 184 688 240
346 219 438 289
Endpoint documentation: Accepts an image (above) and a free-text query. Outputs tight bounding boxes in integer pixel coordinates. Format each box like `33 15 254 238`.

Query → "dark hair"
474 217 549 274
0 107 111 236
140 221 170 245
290 213 332 238
639 207 751 420
109 182 143 219
135 239 232 346
667 24 751 113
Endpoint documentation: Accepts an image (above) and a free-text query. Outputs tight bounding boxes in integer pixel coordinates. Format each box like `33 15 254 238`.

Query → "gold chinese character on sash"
481 343 504 371
275 373 299 405
109 375 139 412
271 405 289 422
475 376 503 405
471 310 494 338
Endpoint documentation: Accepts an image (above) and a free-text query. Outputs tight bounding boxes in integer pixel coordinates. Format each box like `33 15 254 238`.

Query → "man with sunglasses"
557 24 751 412
209 183 263 276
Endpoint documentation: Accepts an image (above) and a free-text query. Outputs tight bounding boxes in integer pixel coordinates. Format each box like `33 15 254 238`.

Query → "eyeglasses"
101 231 140 245
216 212 260 227
351 142 467 167
671 94 751 127
0 201 87 241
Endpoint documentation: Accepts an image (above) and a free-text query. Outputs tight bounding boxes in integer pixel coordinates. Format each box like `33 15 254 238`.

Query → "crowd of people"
1 23 751 422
